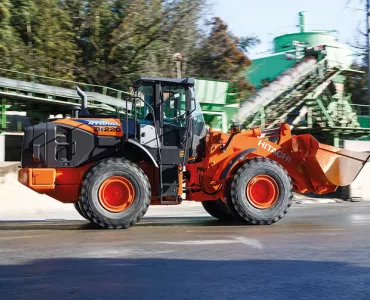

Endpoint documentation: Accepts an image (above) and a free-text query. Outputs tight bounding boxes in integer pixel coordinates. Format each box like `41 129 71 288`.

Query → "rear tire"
80 158 151 229
201 199 234 221
73 201 92 222
73 202 85 218
227 158 293 225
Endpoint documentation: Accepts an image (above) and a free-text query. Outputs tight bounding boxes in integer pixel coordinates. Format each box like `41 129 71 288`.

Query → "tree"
10 0 78 80
344 25 368 106
1 0 258 96
344 0 369 106
103 0 207 89
70 0 122 84
345 61 368 109
0 0 26 69
9 0 33 47
191 17 255 98
107 0 164 88
155 0 207 78
238 36 261 53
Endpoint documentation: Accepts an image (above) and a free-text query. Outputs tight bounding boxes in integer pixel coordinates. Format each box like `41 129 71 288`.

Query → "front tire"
227 158 293 225
201 199 234 221
80 158 151 229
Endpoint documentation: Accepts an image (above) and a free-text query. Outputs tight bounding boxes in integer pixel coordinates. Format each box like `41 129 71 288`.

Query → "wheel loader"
18 77 370 228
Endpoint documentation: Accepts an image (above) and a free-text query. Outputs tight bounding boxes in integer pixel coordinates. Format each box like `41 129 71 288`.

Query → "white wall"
343 140 370 201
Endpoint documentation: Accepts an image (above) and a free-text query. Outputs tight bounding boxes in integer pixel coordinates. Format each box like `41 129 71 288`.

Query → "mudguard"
126 139 159 168
218 148 257 180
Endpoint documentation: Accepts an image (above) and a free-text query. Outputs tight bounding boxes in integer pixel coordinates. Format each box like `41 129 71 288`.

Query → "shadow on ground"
0 258 369 299
0 217 249 230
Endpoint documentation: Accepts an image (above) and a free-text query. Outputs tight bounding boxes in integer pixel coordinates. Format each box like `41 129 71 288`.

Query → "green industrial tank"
274 31 352 69
274 12 352 69
248 12 353 87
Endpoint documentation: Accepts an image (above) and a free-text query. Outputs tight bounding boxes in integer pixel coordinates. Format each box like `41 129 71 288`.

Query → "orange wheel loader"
18 78 370 229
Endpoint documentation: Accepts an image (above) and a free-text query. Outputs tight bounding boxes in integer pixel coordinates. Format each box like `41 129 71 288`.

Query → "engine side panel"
21 121 123 169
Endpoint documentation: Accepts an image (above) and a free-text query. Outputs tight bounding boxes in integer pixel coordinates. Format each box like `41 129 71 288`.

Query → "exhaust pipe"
76 86 89 116
76 86 87 109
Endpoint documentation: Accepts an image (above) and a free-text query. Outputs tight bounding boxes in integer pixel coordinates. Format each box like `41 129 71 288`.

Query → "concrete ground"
1 202 370 300
1 169 370 299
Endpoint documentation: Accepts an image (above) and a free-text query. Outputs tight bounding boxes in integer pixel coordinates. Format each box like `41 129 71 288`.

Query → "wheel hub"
98 176 135 212
246 175 279 209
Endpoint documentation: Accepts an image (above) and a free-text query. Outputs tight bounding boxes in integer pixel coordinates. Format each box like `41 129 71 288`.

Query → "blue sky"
212 0 365 59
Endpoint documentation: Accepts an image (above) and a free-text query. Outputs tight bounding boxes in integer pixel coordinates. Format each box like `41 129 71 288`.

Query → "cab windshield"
131 84 206 138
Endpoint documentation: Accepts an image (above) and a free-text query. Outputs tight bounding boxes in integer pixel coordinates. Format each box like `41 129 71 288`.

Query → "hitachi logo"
87 120 119 126
76 120 119 126
257 139 292 163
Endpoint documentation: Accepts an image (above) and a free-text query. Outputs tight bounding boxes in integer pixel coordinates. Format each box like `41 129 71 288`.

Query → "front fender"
216 148 257 180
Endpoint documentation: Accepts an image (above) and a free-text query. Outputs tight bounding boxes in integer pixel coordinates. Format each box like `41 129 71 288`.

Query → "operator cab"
121 78 207 202
126 77 207 163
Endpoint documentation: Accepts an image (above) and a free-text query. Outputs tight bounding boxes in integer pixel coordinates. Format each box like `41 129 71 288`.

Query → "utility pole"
173 53 183 78
176 60 181 78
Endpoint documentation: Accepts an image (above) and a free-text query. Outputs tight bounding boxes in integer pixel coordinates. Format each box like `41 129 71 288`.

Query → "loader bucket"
292 134 370 193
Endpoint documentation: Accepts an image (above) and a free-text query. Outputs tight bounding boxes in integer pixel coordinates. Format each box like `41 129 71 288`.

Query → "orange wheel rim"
246 175 279 209
98 176 135 213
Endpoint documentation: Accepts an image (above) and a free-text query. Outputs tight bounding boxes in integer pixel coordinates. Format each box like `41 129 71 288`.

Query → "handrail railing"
0 67 131 99
0 67 135 118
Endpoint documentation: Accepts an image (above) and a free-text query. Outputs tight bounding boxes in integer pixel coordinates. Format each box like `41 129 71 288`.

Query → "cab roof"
134 77 195 86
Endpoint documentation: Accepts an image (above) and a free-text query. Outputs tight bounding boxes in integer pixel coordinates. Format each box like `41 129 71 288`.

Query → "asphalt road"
0 202 370 300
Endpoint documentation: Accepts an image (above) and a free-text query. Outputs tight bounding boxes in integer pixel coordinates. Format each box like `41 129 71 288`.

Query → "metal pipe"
126 94 128 141
299 11 305 33
134 98 137 139
71 105 80 118
261 128 281 134
76 86 87 110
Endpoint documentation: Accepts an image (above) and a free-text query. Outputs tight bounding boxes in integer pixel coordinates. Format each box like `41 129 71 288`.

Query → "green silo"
248 11 353 88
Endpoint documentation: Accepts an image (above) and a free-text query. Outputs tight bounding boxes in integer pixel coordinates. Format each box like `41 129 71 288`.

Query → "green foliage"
344 45 368 106
191 17 255 99
2 0 257 95
0 0 25 69
10 0 77 79
107 0 165 88
193 18 252 80
344 61 368 106
343 0 368 106
238 36 261 53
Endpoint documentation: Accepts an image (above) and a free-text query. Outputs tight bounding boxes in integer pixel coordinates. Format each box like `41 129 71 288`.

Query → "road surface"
0 201 369 300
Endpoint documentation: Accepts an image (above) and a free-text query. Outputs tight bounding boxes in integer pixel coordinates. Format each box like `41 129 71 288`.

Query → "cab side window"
162 86 186 126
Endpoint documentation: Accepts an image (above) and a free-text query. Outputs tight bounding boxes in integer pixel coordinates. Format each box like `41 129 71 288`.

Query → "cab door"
159 84 190 164
156 84 191 200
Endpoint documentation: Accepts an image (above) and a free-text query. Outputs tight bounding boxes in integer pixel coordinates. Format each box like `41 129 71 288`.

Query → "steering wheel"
174 114 186 125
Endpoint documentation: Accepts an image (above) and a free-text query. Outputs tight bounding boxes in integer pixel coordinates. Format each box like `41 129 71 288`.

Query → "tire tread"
80 158 151 229
229 157 293 225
